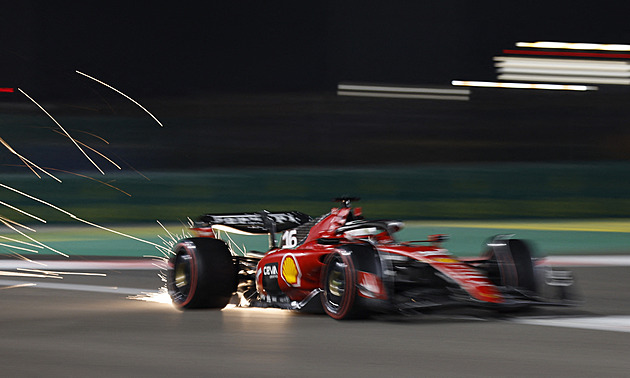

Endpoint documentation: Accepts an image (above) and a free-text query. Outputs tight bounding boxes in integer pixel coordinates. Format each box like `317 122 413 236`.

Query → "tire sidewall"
168 240 199 308
321 251 358 320
167 238 236 309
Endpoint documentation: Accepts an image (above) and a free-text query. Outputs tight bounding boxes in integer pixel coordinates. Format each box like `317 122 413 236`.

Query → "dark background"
1 2 630 219
1 1 630 170
3 1 630 96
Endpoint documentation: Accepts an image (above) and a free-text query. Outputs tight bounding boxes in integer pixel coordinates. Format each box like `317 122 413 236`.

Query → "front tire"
485 238 536 293
321 251 362 320
167 238 237 309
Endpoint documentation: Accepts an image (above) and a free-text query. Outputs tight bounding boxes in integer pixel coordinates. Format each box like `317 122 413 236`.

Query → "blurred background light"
497 74 629 85
494 56 630 85
337 83 470 101
516 41 630 52
451 80 595 91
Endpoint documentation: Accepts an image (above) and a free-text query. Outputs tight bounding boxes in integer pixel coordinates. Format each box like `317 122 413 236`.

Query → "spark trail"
76 70 164 127
0 200 47 223
5 165 132 197
0 182 166 253
0 136 61 182
17 88 105 175
49 129 122 170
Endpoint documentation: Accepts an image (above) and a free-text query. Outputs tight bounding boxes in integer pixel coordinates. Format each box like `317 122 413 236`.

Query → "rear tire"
167 238 237 309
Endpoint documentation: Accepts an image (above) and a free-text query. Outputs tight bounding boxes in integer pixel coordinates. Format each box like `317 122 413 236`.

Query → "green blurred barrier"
2 162 630 224
3 221 629 257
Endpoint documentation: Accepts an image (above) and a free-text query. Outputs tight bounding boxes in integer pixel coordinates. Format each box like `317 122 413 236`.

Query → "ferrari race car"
167 198 577 319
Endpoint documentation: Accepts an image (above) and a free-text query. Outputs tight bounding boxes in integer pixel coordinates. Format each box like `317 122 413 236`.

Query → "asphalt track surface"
1 259 630 377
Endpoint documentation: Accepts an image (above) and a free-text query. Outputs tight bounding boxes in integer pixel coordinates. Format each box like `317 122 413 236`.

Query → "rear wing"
197 211 313 235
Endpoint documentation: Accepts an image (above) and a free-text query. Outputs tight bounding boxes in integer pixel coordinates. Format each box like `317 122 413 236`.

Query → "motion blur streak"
494 56 630 85
503 49 630 59
451 80 594 91
338 83 469 95
0 88 15 93
76 70 164 127
495 57 630 70
497 68 630 78
337 83 470 101
513 316 630 333
17 88 105 175
516 41 630 51
0 279 157 295
498 74 630 85
337 91 470 101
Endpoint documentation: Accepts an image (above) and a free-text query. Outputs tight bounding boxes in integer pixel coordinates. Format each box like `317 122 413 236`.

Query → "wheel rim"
172 253 192 302
326 258 347 309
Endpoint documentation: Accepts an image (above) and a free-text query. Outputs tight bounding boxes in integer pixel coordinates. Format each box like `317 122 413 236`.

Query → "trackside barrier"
2 162 630 223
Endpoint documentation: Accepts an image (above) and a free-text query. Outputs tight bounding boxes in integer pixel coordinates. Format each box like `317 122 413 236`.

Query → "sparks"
0 200 47 223
49 129 122 170
156 220 177 244
127 286 173 304
16 268 107 277
0 136 62 182
0 182 160 255
76 70 164 127
17 88 106 175
0 242 39 253
5 165 132 197
0 283 36 290
0 216 37 232
0 218 68 257
0 271 62 279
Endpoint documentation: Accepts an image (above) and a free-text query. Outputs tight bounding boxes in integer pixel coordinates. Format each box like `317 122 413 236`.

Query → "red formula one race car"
167 198 577 319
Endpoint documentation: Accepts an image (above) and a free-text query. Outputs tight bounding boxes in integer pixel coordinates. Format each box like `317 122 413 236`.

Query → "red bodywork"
172 201 577 316
199 206 504 306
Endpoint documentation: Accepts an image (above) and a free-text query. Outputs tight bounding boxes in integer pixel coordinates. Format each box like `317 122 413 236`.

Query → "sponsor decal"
262 263 280 293
281 254 301 286
208 212 302 226
191 227 215 238
210 214 262 225
431 257 458 263
263 263 278 279
268 213 302 224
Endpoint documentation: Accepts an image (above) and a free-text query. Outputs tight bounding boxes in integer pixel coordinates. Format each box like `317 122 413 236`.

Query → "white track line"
544 255 630 267
0 256 629 271
0 278 158 295
0 259 166 270
512 316 630 334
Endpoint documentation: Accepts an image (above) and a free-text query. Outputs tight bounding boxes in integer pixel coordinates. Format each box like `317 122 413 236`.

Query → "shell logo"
432 257 458 263
281 254 301 286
